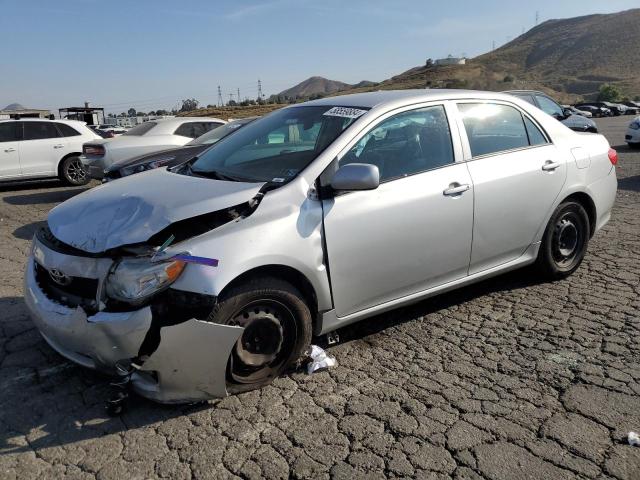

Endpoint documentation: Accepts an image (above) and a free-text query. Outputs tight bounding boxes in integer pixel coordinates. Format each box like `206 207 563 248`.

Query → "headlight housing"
105 258 185 305
629 120 640 130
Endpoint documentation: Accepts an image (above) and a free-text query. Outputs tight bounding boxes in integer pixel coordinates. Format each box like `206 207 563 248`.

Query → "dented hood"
48 168 265 253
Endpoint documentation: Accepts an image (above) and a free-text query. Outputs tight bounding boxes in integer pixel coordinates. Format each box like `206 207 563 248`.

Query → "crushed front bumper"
24 237 243 403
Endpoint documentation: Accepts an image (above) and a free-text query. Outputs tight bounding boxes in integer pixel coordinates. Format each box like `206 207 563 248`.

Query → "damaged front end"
25 228 244 402
24 171 269 403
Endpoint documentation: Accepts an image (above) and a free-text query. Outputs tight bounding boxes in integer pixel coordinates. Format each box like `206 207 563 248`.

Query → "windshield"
189 106 367 183
122 122 156 136
188 118 255 146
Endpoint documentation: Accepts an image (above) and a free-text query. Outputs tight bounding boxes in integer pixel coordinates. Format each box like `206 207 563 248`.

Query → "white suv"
0 119 100 185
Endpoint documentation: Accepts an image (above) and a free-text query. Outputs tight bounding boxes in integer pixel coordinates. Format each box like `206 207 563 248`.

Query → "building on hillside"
434 55 467 66
0 103 51 119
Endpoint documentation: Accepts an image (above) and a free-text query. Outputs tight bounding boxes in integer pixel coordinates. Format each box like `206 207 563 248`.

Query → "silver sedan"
25 90 617 402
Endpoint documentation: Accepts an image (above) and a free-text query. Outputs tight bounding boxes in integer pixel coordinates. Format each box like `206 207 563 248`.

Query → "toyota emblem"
48 268 72 286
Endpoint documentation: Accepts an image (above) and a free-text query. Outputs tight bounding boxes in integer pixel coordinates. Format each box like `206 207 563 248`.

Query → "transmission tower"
237 88 240 103
258 79 263 99
228 93 234 105
217 86 223 107
535 11 539 26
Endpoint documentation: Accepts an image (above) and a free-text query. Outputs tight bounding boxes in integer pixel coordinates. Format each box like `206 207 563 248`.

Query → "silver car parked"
25 90 617 403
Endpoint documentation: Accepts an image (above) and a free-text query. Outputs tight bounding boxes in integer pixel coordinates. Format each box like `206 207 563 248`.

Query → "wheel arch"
56 152 82 178
217 264 320 333
561 191 597 237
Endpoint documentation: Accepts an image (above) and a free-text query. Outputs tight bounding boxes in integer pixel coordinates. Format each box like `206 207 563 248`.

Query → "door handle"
443 183 470 196
4 147 16 153
53 144 65 149
542 160 561 171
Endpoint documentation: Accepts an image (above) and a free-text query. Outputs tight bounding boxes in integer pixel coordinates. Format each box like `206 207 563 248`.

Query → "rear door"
455 101 567 274
322 103 474 317
19 121 64 176
0 122 21 179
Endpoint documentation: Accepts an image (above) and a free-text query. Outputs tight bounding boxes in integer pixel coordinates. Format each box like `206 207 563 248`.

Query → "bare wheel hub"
556 218 578 258
233 308 284 367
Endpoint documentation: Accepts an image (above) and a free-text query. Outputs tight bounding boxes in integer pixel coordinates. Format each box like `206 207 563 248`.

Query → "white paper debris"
306 345 336 374
629 431 640 446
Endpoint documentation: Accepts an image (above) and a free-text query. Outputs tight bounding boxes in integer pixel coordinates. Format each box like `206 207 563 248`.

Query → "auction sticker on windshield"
323 107 368 119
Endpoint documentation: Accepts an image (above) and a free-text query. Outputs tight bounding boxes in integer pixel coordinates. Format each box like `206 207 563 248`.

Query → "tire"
536 201 590 280
207 276 312 394
60 156 89 186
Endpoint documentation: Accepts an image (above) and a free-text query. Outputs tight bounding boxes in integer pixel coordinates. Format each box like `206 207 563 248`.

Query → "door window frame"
451 99 552 162
318 101 464 191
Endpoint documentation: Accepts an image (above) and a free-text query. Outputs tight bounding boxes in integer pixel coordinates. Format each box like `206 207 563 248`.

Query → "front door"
456 102 567 274
321 104 474 317
0 122 21 179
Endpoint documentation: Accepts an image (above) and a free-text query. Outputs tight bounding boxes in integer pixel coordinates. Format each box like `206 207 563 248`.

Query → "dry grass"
178 103 285 119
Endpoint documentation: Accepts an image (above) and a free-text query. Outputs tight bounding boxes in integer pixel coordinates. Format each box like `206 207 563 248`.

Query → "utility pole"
217 86 223 107
258 79 263 100
535 11 539 26
237 88 240 103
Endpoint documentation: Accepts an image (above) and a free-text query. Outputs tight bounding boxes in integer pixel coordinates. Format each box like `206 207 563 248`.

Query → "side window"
458 103 529 157
55 123 81 137
174 123 197 138
524 117 548 146
202 122 223 134
0 122 18 142
339 105 454 182
534 95 564 118
23 122 61 140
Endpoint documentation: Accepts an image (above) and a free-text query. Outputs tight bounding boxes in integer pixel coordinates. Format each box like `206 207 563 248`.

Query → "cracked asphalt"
1 116 639 479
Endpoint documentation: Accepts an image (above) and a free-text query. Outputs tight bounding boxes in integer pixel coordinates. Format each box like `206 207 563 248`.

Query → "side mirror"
331 163 380 191
562 108 573 118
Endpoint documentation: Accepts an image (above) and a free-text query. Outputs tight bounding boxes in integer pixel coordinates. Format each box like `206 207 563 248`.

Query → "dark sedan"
103 117 257 181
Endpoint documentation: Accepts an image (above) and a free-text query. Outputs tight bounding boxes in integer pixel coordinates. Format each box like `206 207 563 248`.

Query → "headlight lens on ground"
106 258 185 304
629 120 640 130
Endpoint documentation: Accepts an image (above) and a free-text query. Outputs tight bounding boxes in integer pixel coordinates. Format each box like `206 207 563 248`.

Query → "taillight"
83 145 105 156
608 148 618 166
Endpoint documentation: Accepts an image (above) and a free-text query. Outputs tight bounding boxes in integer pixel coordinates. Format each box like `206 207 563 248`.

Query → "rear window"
23 122 61 140
122 122 157 136
56 123 81 137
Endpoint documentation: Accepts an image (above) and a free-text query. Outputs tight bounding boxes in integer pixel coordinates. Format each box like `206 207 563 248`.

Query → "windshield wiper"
191 169 247 182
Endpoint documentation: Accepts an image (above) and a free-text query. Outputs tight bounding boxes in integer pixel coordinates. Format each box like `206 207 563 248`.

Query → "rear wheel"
536 201 590 279
60 156 89 186
207 277 312 394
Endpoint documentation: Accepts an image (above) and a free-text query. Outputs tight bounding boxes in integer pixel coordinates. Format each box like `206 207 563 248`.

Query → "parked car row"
574 101 640 117
626 116 640 148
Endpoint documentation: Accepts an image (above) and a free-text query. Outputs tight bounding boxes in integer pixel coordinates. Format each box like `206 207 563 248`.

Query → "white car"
81 118 226 179
626 116 640 148
562 105 593 118
0 119 100 185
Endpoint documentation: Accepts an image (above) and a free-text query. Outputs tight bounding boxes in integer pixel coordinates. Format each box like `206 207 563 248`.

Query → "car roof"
0 118 87 126
300 89 525 110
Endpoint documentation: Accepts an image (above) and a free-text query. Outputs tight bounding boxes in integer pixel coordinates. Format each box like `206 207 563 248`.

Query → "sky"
0 0 638 114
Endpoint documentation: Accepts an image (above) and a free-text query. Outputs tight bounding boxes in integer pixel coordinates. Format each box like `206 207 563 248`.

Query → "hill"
332 8 640 101
276 76 353 100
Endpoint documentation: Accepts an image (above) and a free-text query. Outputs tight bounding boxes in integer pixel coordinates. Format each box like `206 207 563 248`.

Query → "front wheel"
536 201 590 279
207 277 312 394
60 156 89 186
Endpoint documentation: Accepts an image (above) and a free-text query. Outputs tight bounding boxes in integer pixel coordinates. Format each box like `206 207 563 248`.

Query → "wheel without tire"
536 201 590 279
207 277 312 394
60 156 89 186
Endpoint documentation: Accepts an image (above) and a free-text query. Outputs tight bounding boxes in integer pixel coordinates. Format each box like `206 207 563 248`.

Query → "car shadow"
325 267 545 345
618 175 640 193
3 187 90 206
0 179 64 193
13 221 47 240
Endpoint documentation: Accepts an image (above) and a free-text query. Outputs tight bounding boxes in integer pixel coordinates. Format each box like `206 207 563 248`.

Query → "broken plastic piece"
629 431 640 446
306 345 336 374
326 331 340 345
172 254 219 267
152 234 175 259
